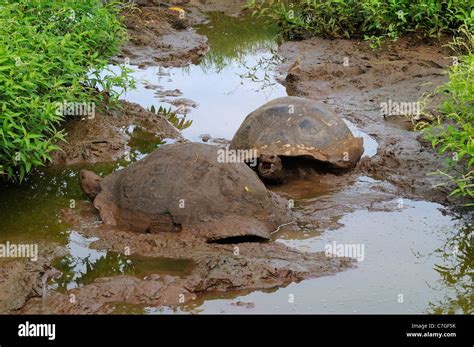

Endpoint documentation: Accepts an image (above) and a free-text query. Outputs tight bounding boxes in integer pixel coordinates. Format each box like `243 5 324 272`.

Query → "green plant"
0 0 134 181
247 0 474 46
149 105 193 130
446 23 474 55
417 52 473 203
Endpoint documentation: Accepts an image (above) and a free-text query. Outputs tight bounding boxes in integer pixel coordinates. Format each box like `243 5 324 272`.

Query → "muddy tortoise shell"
230 96 364 169
83 142 288 242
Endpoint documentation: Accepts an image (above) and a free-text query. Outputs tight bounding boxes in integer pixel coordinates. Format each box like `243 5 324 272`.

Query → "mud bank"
0 244 66 313
114 1 252 67
278 37 454 204
187 0 248 16
113 6 209 67
15 204 352 314
51 101 181 165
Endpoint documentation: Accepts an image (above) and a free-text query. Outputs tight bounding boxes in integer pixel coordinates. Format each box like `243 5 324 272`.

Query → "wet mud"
51 101 181 165
113 6 208 68
278 37 455 204
0 244 66 313
14 203 352 314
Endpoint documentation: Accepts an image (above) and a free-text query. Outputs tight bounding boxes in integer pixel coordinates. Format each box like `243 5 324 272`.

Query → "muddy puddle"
0 131 171 243
49 231 195 292
108 12 378 153
107 196 472 314
1 11 471 314
106 12 286 142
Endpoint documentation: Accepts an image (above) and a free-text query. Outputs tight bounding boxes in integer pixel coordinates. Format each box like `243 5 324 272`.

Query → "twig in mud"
270 220 297 235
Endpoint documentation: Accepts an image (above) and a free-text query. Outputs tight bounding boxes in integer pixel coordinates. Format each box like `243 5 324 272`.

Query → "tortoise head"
79 170 102 200
258 154 284 183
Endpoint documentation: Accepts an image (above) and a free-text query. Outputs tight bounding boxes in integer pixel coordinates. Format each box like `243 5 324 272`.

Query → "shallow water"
109 12 378 158
0 125 175 243
146 200 472 314
49 231 195 292
110 14 286 142
0 12 471 314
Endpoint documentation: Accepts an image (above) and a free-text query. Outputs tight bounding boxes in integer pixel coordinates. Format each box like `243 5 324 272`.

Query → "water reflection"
108 12 286 142
195 12 280 72
428 215 473 314
0 127 168 242
50 231 195 291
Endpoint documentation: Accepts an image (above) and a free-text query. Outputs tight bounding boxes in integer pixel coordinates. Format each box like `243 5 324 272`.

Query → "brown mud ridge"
0 244 66 313
51 100 181 165
134 0 248 17
112 5 209 67
186 0 248 16
279 37 455 205
113 0 249 67
15 206 352 314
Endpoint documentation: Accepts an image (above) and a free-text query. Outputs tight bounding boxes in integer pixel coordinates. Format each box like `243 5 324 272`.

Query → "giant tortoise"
79 142 288 242
230 96 364 182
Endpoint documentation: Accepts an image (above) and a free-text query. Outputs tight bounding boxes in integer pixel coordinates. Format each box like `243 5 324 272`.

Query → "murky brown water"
153 201 471 314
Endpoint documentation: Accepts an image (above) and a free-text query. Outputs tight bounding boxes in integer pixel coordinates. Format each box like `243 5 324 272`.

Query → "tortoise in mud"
79 142 288 242
230 96 364 183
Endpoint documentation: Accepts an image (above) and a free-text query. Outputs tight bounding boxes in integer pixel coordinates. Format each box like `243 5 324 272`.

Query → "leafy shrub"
0 0 133 180
417 51 473 203
247 0 473 46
